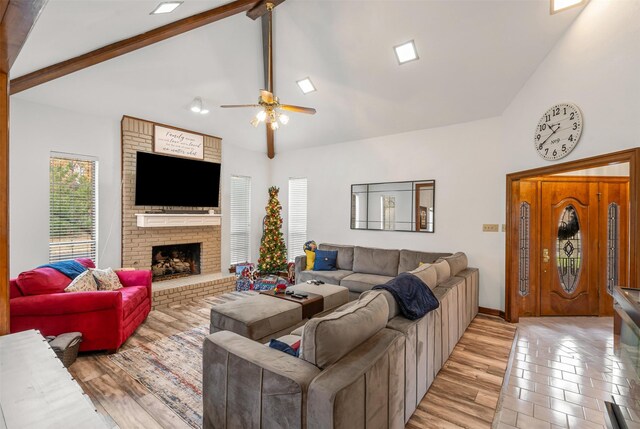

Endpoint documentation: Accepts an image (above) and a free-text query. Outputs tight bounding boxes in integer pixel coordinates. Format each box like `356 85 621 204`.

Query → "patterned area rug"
109 291 256 429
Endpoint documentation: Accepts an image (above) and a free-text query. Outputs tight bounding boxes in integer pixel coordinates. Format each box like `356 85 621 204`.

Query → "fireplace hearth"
151 243 201 281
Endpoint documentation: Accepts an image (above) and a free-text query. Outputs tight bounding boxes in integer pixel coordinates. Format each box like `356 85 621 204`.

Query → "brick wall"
121 116 222 274
152 275 236 309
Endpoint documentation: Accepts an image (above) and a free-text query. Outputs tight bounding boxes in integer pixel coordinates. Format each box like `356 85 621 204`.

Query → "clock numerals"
534 103 583 161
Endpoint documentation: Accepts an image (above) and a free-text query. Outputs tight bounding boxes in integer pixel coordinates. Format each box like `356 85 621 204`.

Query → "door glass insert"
519 202 530 297
607 203 620 295
557 204 581 294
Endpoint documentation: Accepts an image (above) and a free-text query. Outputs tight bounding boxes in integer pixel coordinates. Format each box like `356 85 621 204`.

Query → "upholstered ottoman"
286 282 349 314
210 294 304 343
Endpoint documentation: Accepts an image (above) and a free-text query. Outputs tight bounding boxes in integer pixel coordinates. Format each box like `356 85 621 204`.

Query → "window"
288 177 307 261
230 175 251 264
49 153 98 263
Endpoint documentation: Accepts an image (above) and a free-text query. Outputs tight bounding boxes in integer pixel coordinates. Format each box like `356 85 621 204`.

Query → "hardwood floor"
69 299 516 429
407 314 517 429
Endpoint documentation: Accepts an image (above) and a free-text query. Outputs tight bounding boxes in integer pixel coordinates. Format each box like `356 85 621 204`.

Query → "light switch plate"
483 224 499 232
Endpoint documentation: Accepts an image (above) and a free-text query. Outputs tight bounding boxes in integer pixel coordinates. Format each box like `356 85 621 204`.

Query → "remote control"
291 293 306 299
285 290 294 295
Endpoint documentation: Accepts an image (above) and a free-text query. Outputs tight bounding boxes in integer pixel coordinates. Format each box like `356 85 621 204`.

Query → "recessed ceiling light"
150 1 182 15
296 77 316 94
394 40 419 65
550 0 586 14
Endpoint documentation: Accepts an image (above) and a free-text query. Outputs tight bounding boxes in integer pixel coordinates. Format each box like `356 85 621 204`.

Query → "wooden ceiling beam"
1 0 47 73
9 0 262 94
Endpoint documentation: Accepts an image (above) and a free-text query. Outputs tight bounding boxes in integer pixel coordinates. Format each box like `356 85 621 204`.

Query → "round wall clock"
534 103 583 161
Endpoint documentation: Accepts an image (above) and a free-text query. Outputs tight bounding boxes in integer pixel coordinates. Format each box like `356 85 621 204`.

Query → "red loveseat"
9 259 152 352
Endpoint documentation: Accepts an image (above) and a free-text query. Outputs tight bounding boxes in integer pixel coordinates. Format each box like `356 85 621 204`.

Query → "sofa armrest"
294 255 307 284
10 291 122 316
307 328 405 429
203 331 320 429
116 269 152 298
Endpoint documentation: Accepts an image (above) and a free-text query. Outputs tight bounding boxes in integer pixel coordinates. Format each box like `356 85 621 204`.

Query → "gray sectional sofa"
203 248 479 428
295 243 451 300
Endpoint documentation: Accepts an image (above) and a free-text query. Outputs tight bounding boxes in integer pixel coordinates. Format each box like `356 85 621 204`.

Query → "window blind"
230 175 252 264
288 177 308 261
49 154 98 264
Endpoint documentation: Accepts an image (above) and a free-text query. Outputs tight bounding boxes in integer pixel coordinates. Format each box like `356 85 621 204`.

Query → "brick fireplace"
121 116 222 277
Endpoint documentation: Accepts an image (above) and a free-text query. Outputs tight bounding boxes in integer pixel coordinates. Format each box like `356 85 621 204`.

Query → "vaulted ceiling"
12 0 584 154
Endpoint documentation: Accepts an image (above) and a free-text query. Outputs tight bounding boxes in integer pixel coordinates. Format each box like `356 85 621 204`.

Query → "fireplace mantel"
136 213 221 228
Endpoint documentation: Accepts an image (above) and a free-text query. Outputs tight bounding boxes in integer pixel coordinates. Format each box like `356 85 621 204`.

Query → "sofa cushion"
120 286 149 319
352 246 400 277
313 249 338 271
362 289 399 320
439 252 468 276
301 290 389 369
432 260 451 285
318 244 355 271
409 264 438 290
398 250 452 274
340 272 394 294
297 269 353 285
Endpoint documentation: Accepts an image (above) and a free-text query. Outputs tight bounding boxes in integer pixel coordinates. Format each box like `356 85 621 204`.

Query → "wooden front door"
540 181 599 316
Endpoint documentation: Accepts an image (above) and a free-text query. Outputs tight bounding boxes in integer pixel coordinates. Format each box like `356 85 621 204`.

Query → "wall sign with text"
154 125 204 160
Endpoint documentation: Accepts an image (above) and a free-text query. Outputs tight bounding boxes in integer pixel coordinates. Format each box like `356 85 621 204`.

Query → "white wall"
9 98 121 276
271 117 508 310
501 0 640 171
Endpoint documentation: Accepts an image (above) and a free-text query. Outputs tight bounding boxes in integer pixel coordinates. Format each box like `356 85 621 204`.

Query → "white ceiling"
12 0 584 155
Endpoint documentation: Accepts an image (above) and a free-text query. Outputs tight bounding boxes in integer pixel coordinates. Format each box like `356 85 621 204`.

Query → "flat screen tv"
135 152 221 207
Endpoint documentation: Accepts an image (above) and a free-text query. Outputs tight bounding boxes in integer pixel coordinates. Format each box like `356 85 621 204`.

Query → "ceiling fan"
221 1 316 159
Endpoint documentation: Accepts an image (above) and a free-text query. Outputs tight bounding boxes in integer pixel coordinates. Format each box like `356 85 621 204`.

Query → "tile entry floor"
496 317 640 429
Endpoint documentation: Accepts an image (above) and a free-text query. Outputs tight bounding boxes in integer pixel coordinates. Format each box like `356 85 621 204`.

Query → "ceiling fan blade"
260 90 274 104
220 104 261 108
266 125 275 159
280 104 317 114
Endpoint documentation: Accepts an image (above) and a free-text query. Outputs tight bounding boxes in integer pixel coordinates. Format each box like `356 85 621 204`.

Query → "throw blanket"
373 273 439 320
38 260 88 279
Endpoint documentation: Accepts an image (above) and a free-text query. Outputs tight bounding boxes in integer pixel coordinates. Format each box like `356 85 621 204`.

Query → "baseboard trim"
479 306 506 320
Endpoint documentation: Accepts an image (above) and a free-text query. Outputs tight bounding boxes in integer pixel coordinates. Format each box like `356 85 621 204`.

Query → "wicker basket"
47 332 82 367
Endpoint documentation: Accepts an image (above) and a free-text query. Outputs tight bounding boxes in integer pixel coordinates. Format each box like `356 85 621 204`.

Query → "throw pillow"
64 270 98 293
91 267 123 291
304 250 316 270
313 249 338 271
268 339 300 357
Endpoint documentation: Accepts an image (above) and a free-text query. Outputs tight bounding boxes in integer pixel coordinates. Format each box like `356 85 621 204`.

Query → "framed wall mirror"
350 180 436 232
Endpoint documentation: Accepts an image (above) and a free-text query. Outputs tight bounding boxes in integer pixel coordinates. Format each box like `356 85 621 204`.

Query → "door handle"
543 248 550 263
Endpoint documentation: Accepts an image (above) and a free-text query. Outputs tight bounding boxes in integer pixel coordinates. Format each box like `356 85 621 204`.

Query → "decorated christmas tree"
258 186 288 274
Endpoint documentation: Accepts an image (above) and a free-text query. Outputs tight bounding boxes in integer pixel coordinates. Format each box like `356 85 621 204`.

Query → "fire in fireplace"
151 243 201 281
